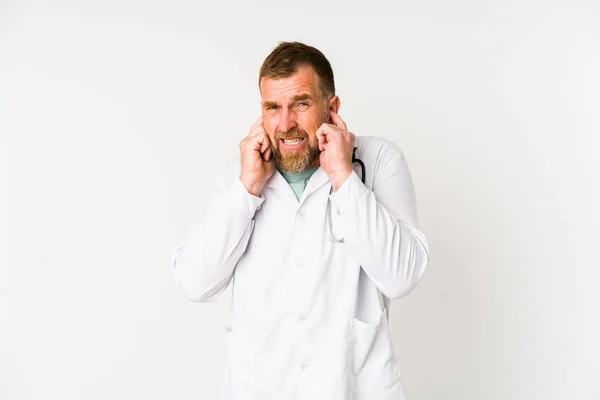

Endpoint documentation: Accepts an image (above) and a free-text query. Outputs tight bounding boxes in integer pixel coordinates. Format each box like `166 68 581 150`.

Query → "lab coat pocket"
223 326 255 399
349 310 401 394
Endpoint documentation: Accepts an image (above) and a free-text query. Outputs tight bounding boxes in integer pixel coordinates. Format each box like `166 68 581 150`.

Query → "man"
172 41 429 400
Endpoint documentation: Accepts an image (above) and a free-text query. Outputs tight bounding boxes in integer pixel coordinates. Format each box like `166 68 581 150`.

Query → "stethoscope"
327 147 365 243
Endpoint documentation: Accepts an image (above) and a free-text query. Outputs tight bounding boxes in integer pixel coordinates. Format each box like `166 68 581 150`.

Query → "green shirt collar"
278 165 320 184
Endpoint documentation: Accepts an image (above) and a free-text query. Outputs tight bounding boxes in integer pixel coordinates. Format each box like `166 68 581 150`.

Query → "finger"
258 133 270 154
248 132 264 152
263 147 272 161
250 116 262 131
248 117 264 137
318 123 343 143
329 111 347 130
316 125 327 151
249 127 265 139
316 122 337 138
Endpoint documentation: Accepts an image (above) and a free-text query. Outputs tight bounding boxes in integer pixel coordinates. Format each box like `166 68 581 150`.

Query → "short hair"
259 41 335 99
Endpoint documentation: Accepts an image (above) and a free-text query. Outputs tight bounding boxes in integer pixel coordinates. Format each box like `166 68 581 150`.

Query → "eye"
296 102 309 108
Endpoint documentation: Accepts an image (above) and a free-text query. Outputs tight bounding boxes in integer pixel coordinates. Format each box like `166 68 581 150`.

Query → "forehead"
260 65 321 101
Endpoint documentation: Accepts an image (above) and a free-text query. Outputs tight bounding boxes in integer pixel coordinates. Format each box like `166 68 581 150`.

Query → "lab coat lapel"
302 166 330 200
265 170 293 194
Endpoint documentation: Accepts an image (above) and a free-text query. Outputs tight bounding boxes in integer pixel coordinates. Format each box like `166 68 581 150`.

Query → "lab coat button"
300 363 308 370
297 212 306 220
298 315 307 321
296 263 307 269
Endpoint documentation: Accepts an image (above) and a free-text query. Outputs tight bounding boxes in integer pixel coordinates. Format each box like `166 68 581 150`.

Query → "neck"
307 159 321 169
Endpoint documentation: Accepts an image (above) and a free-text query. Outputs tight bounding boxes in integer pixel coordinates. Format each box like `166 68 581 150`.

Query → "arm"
329 143 429 299
172 159 265 302
172 117 275 302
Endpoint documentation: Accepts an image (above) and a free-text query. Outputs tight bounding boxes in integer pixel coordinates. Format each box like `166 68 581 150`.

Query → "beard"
270 128 320 174
270 111 331 174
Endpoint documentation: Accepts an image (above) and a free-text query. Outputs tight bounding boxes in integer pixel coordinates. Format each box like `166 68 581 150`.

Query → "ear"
328 96 340 113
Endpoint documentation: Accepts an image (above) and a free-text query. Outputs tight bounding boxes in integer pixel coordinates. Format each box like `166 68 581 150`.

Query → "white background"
1 1 599 399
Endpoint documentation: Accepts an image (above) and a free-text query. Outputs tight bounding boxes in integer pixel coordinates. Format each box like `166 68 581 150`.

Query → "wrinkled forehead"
260 66 322 102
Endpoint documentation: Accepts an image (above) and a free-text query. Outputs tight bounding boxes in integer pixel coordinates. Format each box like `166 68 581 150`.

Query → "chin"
277 155 310 173
274 145 320 173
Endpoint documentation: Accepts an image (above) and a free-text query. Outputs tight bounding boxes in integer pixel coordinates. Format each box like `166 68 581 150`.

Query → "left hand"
316 111 356 191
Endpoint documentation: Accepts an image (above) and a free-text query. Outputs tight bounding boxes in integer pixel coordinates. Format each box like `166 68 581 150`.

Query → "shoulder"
355 135 407 164
353 135 413 188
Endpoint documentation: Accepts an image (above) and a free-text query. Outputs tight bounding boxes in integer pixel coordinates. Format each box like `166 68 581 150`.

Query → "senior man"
173 41 429 400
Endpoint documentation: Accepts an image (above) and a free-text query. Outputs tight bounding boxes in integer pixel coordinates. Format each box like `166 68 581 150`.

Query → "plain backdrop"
1 1 599 399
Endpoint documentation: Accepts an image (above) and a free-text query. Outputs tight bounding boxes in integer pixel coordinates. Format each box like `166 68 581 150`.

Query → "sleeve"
171 159 265 302
328 142 429 299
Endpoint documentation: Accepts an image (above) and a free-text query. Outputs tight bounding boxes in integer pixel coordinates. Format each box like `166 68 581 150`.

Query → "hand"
239 117 276 196
316 111 356 191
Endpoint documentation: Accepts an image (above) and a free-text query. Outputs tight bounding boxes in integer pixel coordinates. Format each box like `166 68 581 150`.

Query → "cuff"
328 170 368 215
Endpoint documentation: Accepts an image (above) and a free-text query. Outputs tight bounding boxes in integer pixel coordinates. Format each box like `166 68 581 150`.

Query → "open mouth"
280 138 306 147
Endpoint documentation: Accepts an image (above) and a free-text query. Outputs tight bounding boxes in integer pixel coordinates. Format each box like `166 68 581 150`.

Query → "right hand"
239 117 276 196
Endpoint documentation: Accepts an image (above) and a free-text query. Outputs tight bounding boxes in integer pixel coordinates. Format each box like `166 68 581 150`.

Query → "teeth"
283 139 302 145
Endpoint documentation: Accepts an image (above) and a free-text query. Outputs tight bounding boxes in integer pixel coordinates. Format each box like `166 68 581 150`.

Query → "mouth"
280 138 306 148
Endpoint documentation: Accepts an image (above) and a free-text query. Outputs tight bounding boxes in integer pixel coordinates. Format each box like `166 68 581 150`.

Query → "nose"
278 108 298 133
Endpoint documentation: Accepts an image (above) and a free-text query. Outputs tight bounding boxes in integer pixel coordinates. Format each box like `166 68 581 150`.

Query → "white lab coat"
173 135 429 400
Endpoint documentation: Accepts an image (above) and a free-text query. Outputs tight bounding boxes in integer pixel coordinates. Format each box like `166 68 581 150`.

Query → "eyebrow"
291 94 313 102
262 93 314 109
